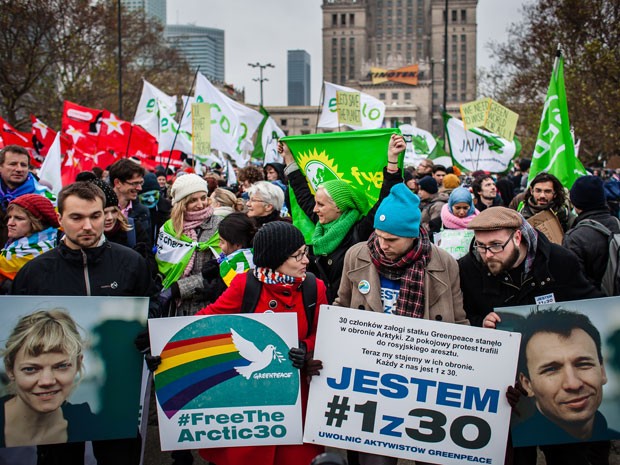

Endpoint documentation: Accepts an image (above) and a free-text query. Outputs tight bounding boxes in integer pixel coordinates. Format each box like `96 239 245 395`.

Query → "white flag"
194 73 263 167
445 114 519 173
133 80 177 137
38 133 62 194
398 124 437 166
318 82 385 129
157 105 194 155
262 117 285 165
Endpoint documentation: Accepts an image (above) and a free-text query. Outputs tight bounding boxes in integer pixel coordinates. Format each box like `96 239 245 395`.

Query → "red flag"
30 115 57 157
97 110 132 156
61 101 103 136
63 125 99 155
128 124 158 159
0 116 33 148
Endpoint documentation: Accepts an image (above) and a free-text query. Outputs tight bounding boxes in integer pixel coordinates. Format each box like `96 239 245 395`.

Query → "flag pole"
165 66 200 173
314 82 325 134
124 123 134 158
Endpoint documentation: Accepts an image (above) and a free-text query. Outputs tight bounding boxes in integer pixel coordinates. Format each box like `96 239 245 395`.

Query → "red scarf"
367 228 431 318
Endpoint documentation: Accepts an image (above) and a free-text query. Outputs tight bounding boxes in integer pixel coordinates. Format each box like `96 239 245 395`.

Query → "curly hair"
237 166 264 185
524 172 567 210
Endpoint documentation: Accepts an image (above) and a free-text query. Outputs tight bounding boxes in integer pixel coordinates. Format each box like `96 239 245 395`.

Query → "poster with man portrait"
495 296 620 447
0 296 148 448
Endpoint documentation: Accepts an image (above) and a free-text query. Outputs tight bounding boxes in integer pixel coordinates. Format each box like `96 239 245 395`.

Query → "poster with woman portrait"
495 296 620 447
0 296 148 448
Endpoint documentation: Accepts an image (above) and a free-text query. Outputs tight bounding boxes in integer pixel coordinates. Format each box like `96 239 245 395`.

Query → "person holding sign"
197 221 326 465
278 135 406 302
334 183 469 465
1 310 98 448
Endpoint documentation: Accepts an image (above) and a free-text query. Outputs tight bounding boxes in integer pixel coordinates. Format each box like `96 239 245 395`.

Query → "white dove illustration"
230 328 280 379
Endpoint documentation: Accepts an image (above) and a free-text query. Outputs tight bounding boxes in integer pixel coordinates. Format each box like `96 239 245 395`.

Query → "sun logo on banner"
296 149 346 193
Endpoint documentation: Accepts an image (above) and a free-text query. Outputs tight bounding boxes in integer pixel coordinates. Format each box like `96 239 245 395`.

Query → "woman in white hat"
156 173 223 316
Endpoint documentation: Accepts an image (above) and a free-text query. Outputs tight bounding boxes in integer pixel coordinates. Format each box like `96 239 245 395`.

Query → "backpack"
241 271 317 338
574 218 620 296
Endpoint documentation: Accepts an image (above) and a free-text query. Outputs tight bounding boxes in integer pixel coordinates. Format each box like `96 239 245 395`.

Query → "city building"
288 50 312 106
319 0 478 135
164 24 225 82
121 0 166 25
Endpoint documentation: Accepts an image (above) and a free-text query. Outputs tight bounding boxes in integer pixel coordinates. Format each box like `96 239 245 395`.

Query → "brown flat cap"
467 206 523 231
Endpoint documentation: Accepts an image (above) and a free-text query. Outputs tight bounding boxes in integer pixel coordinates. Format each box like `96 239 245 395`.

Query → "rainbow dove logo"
231 328 284 379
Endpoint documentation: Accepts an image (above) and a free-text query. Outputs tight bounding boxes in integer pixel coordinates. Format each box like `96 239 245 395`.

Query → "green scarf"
311 208 361 255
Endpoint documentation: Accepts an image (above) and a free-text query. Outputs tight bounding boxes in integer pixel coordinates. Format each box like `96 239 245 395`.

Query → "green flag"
251 106 270 161
281 128 402 241
529 52 586 189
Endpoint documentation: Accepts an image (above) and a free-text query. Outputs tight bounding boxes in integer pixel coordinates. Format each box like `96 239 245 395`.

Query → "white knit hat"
170 173 208 204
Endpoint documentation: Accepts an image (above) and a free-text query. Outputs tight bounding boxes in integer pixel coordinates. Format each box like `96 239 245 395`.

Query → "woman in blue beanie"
278 135 406 302
440 186 479 230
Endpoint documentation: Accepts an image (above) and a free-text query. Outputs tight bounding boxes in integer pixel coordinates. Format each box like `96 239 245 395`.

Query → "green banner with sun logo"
281 128 401 241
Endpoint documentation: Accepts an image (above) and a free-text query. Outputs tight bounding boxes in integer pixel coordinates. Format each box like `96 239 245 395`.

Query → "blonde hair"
6 203 44 234
105 206 132 232
170 195 198 238
3 310 85 377
211 188 243 212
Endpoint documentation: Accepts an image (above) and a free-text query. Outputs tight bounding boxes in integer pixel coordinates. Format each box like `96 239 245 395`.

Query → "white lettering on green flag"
528 53 586 189
281 128 401 241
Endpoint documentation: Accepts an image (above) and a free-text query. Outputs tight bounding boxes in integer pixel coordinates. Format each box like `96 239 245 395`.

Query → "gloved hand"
306 359 323 377
202 259 220 280
134 329 150 353
506 381 528 410
288 342 308 369
158 287 173 307
145 354 162 372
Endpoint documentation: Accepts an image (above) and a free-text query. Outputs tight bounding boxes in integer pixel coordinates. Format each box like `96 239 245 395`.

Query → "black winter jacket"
458 232 603 327
563 208 620 291
288 166 403 303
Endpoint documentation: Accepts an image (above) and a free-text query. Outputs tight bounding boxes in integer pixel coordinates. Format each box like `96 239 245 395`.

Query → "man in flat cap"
457 207 602 328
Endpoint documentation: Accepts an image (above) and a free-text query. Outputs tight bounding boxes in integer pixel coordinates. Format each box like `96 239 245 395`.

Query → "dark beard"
484 244 520 275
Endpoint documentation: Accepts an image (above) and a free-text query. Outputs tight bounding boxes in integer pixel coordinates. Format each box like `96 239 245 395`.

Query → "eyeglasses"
473 230 516 255
289 246 309 262
247 197 267 204
124 179 144 188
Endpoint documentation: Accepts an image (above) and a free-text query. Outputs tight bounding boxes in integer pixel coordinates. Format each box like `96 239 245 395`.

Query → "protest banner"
0 296 148 447
460 99 490 131
495 296 620 448
336 91 362 127
485 100 519 142
149 313 302 451
192 102 211 161
318 82 385 130
434 229 475 259
304 306 520 465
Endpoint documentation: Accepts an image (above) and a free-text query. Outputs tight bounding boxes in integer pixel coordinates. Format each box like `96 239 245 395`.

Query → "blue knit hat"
374 183 422 238
448 187 475 216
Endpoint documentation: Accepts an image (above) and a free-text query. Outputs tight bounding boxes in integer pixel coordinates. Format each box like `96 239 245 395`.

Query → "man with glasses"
109 158 151 236
416 159 434 178
458 207 602 327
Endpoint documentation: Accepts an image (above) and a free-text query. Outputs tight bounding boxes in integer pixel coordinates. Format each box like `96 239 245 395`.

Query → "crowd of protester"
1 140 619 465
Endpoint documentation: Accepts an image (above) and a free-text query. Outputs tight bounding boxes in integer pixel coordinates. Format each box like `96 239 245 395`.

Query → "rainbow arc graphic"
154 332 250 418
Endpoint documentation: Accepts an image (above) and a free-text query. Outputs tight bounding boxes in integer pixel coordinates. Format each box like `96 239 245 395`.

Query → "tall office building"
164 25 225 82
321 0 477 133
121 0 166 25
288 50 312 106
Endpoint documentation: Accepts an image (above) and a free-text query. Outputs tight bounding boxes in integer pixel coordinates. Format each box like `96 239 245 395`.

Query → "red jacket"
196 272 327 465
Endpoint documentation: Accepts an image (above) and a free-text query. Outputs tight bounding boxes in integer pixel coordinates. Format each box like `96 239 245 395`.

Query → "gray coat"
174 214 223 316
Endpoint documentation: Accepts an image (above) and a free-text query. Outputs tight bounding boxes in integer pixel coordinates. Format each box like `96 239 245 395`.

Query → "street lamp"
248 62 275 107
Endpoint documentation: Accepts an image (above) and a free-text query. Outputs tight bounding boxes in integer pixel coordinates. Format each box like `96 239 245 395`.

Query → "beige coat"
333 242 469 325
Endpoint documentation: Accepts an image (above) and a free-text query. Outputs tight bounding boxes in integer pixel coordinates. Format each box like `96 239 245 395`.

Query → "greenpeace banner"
445 113 520 174
133 79 178 138
318 82 385 130
304 306 520 465
194 73 263 167
496 297 620 449
281 128 400 240
149 313 302 451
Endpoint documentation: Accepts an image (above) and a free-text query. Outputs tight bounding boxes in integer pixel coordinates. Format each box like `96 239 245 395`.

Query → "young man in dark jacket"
563 175 620 294
11 181 159 465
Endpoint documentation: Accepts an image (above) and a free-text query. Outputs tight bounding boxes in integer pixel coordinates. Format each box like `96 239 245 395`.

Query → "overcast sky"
166 0 528 107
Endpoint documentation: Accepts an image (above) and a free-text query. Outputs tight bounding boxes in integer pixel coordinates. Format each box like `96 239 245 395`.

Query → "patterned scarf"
367 227 432 318
312 208 361 256
519 218 538 275
254 266 304 285
181 206 213 277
